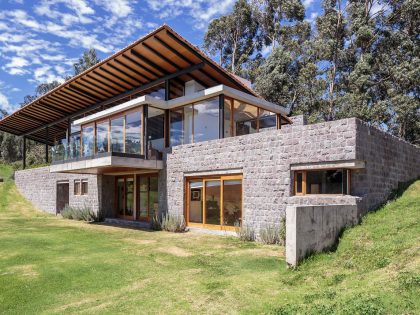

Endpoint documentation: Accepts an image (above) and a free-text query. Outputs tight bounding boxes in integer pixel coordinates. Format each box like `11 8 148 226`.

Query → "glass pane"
170 109 183 146
184 105 193 144
125 111 141 154
224 98 232 138
70 132 81 159
169 79 184 99
193 97 219 143
149 176 159 217
147 107 165 152
125 178 134 216
138 176 148 218
96 121 108 154
306 170 343 194
189 180 203 223
82 125 94 157
234 100 258 136
296 173 303 193
223 180 242 226
259 109 277 131
205 180 221 225
117 178 124 216
111 117 124 153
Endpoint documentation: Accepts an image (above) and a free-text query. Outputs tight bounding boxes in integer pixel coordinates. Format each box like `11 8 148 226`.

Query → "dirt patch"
6 264 38 278
157 246 192 257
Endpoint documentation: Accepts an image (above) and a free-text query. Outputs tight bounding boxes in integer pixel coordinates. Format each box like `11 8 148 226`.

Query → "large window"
136 174 159 221
233 100 258 136
294 169 350 195
169 97 219 146
96 120 109 153
82 124 94 157
125 111 142 154
110 116 124 153
147 107 165 152
187 175 242 230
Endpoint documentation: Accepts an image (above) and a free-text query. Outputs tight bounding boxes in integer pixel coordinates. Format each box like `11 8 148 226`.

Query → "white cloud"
32 65 64 84
0 92 14 114
2 56 30 75
303 0 314 8
146 0 235 29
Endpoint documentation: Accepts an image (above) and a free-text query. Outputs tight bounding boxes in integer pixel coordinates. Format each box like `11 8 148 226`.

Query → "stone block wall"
353 120 420 214
165 118 360 232
15 166 102 215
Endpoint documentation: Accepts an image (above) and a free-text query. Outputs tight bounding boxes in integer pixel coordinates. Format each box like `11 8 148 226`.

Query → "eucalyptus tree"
204 0 258 74
73 48 100 75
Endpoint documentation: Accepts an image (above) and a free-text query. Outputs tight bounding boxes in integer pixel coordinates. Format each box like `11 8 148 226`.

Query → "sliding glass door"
186 175 242 230
136 174 158 221
115 176 134 220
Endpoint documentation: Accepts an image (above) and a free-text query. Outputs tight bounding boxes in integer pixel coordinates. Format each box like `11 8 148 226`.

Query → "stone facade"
15 167 105 215
14 117 420 239
164 117 420 234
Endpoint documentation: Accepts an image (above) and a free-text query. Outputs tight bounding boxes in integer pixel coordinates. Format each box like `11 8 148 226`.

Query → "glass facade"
82 125 94 157
170 109 183 147
96 120 108 153
259 109 277 130
147 107 165 152
234 100 258 136
125 111 142 154
193 98 219 143
111 116 124 153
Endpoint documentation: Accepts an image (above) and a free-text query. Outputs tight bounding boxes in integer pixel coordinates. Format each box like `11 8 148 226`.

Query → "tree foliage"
204 0 419 144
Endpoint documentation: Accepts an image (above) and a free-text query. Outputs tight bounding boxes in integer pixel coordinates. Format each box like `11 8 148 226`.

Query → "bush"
151 214 162 231
235 224 255 242
161 214 186 232
278 216 286 245
61 205 97 222
260 224 281 245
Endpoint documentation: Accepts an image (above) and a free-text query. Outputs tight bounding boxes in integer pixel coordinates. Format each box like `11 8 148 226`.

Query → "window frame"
74 180 81 196
81 179 88 195
293 169 351 196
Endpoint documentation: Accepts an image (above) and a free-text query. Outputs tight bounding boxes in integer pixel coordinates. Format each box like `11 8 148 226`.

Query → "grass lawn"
0 164 419 314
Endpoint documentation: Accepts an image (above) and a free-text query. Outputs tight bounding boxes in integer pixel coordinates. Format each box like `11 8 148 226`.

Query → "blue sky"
0 0 322 113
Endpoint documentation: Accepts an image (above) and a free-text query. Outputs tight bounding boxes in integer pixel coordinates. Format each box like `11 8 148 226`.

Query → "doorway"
115 176 134 220
186 175 242 230
56 182 69 214
136 174 158 221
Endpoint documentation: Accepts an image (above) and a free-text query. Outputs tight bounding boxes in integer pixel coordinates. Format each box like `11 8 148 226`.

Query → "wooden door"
56 183 69 214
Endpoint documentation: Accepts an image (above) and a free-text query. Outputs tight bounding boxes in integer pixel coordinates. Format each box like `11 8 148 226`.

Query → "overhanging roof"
0 24 258 145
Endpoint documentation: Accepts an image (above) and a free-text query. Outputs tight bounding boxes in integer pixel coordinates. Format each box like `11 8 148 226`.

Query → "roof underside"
0 25 256 145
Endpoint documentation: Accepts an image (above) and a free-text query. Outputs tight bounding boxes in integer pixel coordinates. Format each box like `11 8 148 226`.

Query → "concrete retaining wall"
286 204 359 266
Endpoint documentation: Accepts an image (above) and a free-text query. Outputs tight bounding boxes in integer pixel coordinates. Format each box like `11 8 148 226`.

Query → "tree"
251 0 305 50
73 48 100 75
204 0 258 74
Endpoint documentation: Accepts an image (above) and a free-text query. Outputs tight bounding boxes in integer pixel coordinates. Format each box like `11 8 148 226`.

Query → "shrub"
279 216 286 245
61 205 97 222
260 224 281 245
161 214 186 232
235 224 255 242
151 214 162 231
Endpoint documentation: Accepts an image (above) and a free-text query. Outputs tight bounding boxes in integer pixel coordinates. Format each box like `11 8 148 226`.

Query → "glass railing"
51 133 162 163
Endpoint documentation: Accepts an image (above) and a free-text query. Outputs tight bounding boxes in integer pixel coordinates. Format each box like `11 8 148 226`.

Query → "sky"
0 0 322 114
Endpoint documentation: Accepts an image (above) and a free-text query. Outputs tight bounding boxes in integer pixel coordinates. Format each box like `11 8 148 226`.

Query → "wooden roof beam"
22 62 204 137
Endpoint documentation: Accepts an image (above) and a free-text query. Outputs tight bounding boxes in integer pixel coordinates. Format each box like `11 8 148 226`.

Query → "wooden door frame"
185 174 243 231
136 173 158 222
114 175 135 220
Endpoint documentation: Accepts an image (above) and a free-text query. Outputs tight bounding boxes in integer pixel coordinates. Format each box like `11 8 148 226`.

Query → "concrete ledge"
286 204 358 266
290 159 365 171
50 156 163 174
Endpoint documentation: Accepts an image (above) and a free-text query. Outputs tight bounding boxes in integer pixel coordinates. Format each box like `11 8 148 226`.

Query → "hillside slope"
0 164 419 314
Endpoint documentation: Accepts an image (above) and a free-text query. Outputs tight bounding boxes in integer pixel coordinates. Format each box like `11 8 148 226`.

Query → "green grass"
0 164 419 314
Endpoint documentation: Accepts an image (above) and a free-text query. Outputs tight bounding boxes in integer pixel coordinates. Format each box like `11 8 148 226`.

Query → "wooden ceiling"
0 24 256 145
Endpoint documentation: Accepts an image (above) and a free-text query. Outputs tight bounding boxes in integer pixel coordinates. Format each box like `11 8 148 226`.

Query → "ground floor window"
186 175 242 230
294 169 350 195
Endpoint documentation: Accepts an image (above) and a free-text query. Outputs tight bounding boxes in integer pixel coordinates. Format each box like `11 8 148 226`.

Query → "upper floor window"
294 169 350 195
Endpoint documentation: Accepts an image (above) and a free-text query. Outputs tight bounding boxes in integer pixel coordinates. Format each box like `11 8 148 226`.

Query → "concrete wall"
286 204 358 266
165 118 361 233
15 167 102 215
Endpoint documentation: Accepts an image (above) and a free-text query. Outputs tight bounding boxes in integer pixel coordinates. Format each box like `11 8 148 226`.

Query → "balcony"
50 135 163 174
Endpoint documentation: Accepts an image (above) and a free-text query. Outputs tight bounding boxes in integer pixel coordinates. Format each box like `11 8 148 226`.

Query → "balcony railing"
52 133 162 164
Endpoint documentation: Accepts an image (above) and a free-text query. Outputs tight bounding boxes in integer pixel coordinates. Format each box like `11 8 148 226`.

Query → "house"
1 25 419 263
